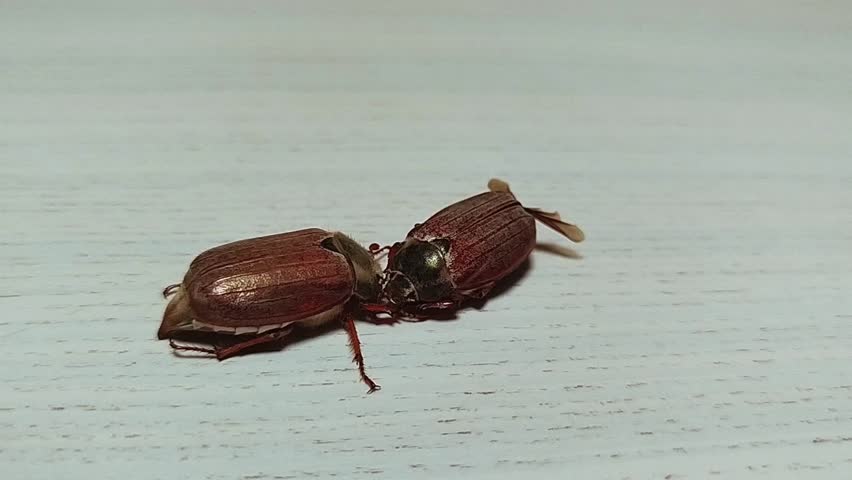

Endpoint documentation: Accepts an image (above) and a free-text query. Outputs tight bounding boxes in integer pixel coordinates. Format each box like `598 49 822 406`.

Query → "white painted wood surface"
2 2 851 479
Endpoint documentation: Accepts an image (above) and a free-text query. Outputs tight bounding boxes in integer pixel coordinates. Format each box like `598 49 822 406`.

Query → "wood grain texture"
2 1 851 479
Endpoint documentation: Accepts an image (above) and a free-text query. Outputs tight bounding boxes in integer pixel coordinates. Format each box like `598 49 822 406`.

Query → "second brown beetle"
366 179 585 317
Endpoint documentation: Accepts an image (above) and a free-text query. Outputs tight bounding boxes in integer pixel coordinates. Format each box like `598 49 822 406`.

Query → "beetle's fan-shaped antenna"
487 178 512 193
526 208 585 242
488 178 585 242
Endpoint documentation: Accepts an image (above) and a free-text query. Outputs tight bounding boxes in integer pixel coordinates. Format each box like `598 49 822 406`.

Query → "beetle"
365 179 585 316
158 228 384 392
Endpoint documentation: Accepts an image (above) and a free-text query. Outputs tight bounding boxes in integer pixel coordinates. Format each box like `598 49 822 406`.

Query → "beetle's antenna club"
487 178 512 193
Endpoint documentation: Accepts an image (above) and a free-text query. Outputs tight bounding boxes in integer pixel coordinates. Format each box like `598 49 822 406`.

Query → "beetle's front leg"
341 313 381 393
416 301 457 312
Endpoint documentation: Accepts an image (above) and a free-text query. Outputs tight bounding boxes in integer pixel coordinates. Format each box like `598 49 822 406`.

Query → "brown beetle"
158 228 383 392
365 179 584 316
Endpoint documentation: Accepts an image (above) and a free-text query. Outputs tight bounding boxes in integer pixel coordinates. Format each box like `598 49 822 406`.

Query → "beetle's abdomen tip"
158 286 193 339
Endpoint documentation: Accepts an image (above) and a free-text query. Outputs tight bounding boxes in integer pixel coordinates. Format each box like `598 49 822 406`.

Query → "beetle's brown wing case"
184 228 355 328
410 192 536 294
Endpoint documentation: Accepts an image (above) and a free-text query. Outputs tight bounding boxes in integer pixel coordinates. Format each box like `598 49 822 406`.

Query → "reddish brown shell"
407 191 535 293
183 228 354 327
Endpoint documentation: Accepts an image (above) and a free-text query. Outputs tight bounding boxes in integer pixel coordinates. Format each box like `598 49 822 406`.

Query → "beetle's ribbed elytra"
157 228 385 393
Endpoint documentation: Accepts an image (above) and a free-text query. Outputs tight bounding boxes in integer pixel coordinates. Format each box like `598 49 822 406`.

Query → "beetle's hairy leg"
213 332 286 361
416 301 457 312
162 283 181 298
342 313 381 394
169 339 216 355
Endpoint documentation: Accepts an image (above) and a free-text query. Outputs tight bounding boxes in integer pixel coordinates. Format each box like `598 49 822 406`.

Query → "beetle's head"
382 238 453 306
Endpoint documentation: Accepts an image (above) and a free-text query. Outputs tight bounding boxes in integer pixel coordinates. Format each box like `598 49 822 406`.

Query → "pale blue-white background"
2 1 851 479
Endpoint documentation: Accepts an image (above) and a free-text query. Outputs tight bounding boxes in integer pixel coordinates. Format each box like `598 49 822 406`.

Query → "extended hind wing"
525 207 585 242
488 178 585 243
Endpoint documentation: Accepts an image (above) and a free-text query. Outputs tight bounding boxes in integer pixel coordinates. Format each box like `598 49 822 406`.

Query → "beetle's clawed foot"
366 383 382 394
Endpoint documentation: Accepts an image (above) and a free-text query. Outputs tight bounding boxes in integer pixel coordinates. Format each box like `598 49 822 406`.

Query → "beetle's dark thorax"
386 238 454 304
